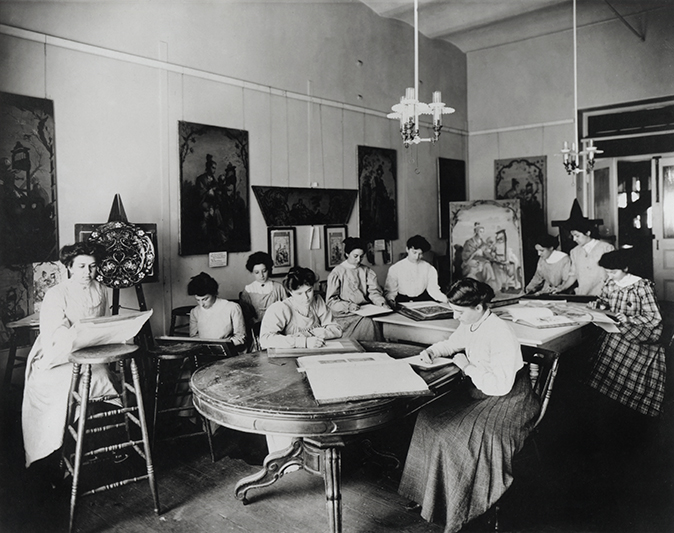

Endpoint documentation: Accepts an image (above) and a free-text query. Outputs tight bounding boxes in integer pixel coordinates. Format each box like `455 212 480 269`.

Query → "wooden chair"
61 343 159 533
169 305 194 336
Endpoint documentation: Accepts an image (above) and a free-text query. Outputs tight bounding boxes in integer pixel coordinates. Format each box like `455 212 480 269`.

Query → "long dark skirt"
398 370 539 533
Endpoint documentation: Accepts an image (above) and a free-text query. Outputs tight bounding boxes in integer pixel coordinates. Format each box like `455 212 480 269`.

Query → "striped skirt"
398 370 539 532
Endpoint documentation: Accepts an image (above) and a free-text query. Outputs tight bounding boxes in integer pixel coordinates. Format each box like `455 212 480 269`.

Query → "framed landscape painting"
449 199 525 300
268 227 296 277
358 146 397 241
324 225 347 270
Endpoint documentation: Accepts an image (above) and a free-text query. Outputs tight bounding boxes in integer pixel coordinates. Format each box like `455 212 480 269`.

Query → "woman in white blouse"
524 233 574 295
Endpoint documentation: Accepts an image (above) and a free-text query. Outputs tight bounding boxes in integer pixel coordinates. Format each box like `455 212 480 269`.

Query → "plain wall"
0 2 467 334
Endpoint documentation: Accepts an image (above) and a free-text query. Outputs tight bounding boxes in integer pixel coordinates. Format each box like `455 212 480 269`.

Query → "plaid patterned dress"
587 277 666 417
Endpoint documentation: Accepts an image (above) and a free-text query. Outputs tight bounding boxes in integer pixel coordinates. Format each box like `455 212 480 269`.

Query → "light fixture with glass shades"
387 0 455 147
561 0 602 175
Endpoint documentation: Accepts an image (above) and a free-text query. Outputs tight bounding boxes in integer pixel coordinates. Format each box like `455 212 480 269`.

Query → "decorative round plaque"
89 221 156 288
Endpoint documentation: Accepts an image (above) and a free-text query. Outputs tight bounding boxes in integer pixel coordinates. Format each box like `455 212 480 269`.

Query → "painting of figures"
358 146 397 241
449 200 525 298
178 121 250 256
0 92 59 266
495 156 546 281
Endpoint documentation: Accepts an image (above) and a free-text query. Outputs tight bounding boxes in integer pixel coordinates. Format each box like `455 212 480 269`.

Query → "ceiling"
358 0 669 53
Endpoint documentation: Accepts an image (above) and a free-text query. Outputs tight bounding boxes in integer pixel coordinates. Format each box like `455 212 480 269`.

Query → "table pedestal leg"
234 435 345 533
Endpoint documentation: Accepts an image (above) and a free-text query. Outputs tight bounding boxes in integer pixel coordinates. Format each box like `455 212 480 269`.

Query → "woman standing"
22 242 121 470
524 233 574 295
187 272 246 349
326 237 390 340
260 266 341 350
588 249 667 418
398 278 539 532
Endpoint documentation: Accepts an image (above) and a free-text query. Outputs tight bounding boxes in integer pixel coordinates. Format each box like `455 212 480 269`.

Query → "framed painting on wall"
0 92 59 266
324 225 348 270
358 146 397 241
494 156 546 281
449 199 525 300
268 227 296 277
178 121 250 256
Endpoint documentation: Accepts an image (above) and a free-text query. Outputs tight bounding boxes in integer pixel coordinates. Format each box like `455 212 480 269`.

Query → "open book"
397 301 453 321
505 307 577 329
297 352 432 404
72 310 153 351
267 338 364 357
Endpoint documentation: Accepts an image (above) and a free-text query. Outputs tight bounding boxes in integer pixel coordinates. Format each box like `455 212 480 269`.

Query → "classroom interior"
1 1 673 532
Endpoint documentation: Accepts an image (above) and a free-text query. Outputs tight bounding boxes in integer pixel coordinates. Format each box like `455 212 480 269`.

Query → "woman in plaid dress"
587 249 666 417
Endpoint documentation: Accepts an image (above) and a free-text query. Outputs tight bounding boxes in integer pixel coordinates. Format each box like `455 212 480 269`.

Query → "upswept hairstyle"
567 218 599 239
535 233 559 250
598 249 633 271
343 237 366 255
246 251 274 273
59 241 106 268
406 235 431 252
446 277 495 308
187 272 219 297
283 266 318 292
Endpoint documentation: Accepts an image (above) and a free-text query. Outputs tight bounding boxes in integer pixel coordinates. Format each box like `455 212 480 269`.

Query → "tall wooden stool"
61 343 159 533
150 340 234 462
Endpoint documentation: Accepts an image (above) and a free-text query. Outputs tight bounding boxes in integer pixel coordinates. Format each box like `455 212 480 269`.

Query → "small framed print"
324 225 348 270
268 227 297 277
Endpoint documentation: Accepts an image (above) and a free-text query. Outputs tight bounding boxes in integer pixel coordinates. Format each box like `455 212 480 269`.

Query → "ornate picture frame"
268 227 296 277
324 225 348 270
449 199 525 300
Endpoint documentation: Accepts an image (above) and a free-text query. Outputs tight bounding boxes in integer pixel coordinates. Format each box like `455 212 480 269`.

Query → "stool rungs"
81 473 150 497
156 406 197 415
85 421 126 434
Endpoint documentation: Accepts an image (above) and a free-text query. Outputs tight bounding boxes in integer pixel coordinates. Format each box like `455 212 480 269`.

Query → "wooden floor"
2 307 674 533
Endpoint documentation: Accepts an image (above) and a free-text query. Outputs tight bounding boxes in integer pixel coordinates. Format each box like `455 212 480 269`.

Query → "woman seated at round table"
187 272 246 349
22 242 122 476
239 251 287 339
325 237 390 340
259 266 342 350
398 277 540 533
524 233 575 295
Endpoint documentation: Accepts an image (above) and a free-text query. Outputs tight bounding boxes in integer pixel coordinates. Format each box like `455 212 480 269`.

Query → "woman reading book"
325 237 390 340
398 277 540 532
22 242 122 477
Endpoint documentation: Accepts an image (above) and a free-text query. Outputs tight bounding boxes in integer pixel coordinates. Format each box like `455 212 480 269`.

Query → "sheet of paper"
586 310 621 333
303 359 431 404
354 304 394 317
402 354 455 370
72 310 152 351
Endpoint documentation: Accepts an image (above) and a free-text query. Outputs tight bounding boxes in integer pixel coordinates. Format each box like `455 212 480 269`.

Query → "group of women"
22 222 668 533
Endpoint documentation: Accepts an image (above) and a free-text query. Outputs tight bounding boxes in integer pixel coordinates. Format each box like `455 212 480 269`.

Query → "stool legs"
63 358 159 533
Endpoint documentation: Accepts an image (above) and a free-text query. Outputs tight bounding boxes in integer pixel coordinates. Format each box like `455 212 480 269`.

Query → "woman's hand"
615 312 627 324
348 303 360 313
307 337 325 349
419 349 436 364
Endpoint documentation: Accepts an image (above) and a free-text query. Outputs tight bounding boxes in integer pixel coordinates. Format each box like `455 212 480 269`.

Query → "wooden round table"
191 341 459 533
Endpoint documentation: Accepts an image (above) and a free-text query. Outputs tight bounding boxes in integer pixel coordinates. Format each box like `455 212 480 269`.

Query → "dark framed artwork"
268 227 296 277
438 158 467 239
178 121 250 256
252 186 357 227
495 156 546 281
449 199 525 299
324 225 348 270
358 146 397 241
0 92 59 266
75 223 159 284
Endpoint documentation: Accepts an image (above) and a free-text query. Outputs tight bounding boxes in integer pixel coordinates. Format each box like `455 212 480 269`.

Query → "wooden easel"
103 194 155 354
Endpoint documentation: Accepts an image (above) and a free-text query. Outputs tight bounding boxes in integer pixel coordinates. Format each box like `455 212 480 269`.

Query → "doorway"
617 160 653 280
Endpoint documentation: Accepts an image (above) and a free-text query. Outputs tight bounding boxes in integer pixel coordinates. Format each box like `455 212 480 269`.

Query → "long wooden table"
190 341 461 533
374 303 594 355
